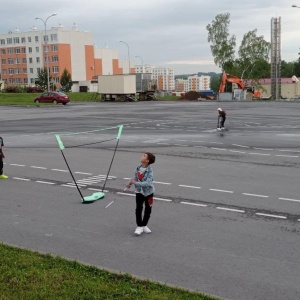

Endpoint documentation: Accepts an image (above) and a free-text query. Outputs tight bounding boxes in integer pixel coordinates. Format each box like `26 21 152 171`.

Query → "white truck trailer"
97 74 136 101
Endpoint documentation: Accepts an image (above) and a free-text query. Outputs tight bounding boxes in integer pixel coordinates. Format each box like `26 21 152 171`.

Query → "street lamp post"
119 41 130 73
35 13 57 92
135 55 144 73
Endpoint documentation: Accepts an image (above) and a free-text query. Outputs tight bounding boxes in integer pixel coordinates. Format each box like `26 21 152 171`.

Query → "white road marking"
253 148 274 151
88 188 108 193
117 192 135 197
153 181 172 185
232 144 249 148
61 184 78 188
179 185 201 189
10 164 26 167
51 169 68 172
279 197 300 203
31 166 47 169
211 147 227 151
216 207 245 213
255 213 287 219
279 149 300 153
157 143 170 145
209 189 234 193
209 142 223 145
249 153 271 156
36 181 55 185
154 197 172 202
243 193 269 198
275 155 299 158
12 177 30 181
229 150 246 154
193 145 208 148
180 201 207 207
173 144 188 147
74 172 93 175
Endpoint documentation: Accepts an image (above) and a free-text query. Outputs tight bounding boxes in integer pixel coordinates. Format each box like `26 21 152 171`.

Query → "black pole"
61 150 84 201
102 138 120 192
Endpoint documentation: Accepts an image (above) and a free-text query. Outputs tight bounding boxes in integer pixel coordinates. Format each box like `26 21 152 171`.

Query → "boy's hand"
130 179 136 184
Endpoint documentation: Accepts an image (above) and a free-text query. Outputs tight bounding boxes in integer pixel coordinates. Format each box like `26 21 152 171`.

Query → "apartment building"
0 25 125 88
151 67 175 91
175 78 189 92
188 75 210 91
135 64 152 74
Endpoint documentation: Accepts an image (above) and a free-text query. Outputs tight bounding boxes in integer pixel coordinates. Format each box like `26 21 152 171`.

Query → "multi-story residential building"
151 67 175 91
135 64 152 74
188 75 210 91
175 78 189 92
0 25 129 88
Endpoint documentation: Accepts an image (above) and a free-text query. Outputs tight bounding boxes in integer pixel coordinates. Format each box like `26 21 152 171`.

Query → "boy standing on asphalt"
0 136 8 179
126 152 155 236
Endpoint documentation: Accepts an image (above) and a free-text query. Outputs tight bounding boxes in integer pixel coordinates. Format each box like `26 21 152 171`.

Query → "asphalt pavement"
0 101 300 300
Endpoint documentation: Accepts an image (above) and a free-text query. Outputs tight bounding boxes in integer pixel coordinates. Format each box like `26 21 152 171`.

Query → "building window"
29 58 33 63
14 48 20 54
23 68 27 74
35 36 39 42
13 37 20 44
9 68 14 75
16 68 21 74
1 59 6 64
43 35 48 42
53 77 60 83
24 78 28 84
51 45 58 52
44 56 49 63
7 38 12 44
15 58 20 64
37 67 41 73
36 57 40 63
30 68 33 74
0 39 5 45
2 69 7 75
50 34 58 42
52 66 59 73
9 78 15 84
22 47 26 53
28 47 32 53
16 78 22 84
1 49 5 54
36 46 39 52
8 48 13 54
22 58 27 63
21 37 25 43
30 78 35 84
8 58 14 64
28 37 31 42
52 56 59 62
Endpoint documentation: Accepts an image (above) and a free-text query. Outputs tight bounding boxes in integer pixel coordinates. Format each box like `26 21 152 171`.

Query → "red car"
34 92 70 105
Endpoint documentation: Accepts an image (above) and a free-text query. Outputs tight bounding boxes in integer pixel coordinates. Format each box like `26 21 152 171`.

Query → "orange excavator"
219 72 261 99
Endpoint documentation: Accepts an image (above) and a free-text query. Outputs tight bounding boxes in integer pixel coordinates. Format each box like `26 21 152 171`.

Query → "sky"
2 0 300 75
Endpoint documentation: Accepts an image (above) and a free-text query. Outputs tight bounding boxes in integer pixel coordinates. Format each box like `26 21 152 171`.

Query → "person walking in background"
0 136 8 179
217 108 226 130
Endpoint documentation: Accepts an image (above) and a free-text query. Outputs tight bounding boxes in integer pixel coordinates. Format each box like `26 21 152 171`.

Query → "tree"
238 29 270 79
207 14 271 81
210 74 221 93
35 67 50 90
206 13 236 71
60 68 73 92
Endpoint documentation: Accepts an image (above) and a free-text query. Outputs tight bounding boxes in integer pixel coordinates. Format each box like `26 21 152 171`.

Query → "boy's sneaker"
221 127 225 129
0 174 8 179
143 226 151 234
217 128 221 131
134 227 143 236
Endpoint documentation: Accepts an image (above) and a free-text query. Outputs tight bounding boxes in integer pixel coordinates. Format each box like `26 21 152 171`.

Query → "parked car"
34 92 70 105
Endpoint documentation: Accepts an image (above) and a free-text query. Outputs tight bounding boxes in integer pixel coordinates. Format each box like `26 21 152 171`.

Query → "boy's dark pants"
0 156 3 175
135 193 153 227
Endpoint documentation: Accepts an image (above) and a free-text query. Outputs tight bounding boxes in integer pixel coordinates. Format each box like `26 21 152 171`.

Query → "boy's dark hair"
145 152 155 165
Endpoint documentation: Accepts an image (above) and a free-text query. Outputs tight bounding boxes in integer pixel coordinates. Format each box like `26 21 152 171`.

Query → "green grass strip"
0 243 218 300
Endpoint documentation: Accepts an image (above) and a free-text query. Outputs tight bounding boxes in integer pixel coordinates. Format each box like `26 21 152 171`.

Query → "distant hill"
175 72 220 79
